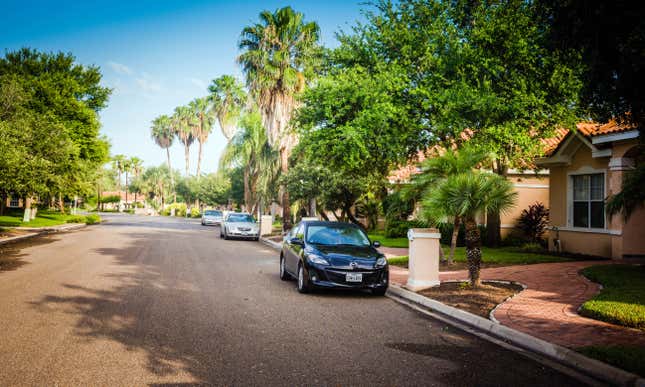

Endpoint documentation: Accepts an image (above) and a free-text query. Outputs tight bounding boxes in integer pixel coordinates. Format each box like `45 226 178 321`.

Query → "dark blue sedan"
279 221 388 295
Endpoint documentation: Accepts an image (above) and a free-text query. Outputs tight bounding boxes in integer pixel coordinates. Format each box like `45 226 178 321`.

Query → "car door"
285 223 303 274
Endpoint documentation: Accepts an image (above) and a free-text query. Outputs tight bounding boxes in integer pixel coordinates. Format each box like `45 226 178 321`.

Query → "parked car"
201 210 224 226
279 220 388 296
220 212 260 240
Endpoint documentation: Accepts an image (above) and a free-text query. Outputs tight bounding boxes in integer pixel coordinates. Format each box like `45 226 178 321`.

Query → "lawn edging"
0 223 87 246
260 237 281 250
387 284 645 387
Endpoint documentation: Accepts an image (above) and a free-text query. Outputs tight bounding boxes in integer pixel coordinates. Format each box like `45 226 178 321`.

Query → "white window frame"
566 167 607 231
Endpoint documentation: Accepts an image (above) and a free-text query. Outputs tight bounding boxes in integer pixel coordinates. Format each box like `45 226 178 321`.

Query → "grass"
367 231 409 248
386 245 578 268
578 345 645 377
0 210 98 227
579 264 645 330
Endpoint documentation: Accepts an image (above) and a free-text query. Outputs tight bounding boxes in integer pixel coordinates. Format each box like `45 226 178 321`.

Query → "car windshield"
204 210 222 216
306 225 370 246
227 214 255 223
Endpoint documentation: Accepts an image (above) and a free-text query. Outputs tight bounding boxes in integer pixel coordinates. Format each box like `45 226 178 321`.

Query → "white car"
201 210 224 226
220 212 260 240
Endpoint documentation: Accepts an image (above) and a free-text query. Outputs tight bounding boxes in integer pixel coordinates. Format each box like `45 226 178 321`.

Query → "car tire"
371 287 387 296
279 255 290 281
254 236 259 241
224 232 229 240
297 263 311 294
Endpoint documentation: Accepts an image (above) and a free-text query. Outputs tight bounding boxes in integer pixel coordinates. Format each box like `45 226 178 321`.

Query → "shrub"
517 202 549 242
85 214 101 225
66 215 86 224
190 207 201 218
384 219 428 238
101 195 121 204
161 202 187 216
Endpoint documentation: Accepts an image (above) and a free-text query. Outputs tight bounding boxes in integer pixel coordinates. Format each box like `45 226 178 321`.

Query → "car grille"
323 269 384 285
238 227 251 231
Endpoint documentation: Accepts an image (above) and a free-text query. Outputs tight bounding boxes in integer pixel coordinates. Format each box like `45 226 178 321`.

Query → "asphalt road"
0 214 585 386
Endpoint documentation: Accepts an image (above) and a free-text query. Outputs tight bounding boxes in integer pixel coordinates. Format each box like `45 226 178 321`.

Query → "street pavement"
0 214 585 386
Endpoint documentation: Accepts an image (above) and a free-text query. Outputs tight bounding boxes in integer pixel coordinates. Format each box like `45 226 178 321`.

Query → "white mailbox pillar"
260 215 273 236
406 228 441 291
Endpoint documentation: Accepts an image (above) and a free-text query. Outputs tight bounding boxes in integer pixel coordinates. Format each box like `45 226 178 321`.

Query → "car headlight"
308 254 330 266
375 257 387 268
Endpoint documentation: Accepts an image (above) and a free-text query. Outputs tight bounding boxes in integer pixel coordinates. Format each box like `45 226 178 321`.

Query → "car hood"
226 222 258 229
310 245 381 268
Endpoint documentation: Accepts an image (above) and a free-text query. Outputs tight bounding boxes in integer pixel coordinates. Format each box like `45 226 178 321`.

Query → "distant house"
536 121 644 259
388 151 549 238
4 194 23 209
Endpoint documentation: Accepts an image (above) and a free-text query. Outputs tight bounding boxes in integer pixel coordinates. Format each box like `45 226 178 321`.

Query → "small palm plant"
422 171 517 287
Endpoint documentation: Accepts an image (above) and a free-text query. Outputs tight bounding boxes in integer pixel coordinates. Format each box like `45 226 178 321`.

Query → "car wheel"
371 287 387 296
224 231 229 240
297 263 310 294
254 236 259 241
279 255 290 281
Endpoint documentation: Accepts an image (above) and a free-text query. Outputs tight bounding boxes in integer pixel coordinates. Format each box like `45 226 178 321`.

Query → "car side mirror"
373 241 381 248
291 238 304 246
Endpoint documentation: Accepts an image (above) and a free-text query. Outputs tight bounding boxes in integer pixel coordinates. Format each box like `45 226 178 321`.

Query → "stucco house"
389 152 549 238
536 121 644 259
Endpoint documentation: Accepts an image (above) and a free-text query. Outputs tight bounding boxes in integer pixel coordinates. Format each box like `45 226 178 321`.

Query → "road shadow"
0 235 59 273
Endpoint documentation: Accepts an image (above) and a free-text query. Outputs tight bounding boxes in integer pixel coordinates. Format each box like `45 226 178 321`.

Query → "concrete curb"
1 223 87 246
260 237 281 250
387 284 645 387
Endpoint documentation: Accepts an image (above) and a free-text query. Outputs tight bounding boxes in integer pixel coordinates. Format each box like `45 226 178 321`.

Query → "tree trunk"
280 147 292 231
465 217 482 288
344 204 362 227
196 140 203 177
243 168 251 213
22 196 32 223
309 198 316 218
318 207 329 221
448 217 461 265
184 144 190 176
125 171 129 207
97 184 101 211
166 147 176 203
0 191 6 216
58 193 65 214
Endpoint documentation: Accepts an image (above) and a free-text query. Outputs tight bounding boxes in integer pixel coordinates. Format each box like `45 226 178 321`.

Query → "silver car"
220 212 260 240
201 210 224 226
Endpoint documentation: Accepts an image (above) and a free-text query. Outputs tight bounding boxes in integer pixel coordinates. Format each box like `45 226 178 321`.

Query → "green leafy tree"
423 171 517 287
238 6 321 229
208 75 247 140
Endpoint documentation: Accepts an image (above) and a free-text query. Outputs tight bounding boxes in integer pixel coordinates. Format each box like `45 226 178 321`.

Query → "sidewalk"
389 261 645 348
0 223 86 246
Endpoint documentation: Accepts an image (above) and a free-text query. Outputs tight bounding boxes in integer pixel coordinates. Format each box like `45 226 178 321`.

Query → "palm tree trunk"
125 171 129 206
280 147 292 231
449 217 461 265
196 140 203 177
166 147 176 203
243 168 251 212
184 144 190 176
465 217 482 288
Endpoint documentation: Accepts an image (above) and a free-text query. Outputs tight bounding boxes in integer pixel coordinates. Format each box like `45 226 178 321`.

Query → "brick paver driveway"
390 261 645 348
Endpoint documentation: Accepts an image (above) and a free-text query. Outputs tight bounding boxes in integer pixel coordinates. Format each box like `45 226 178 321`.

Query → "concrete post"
405 228 441 291
260 215 273 236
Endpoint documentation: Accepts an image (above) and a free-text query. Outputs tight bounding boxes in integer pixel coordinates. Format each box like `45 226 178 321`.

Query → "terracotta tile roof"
542 119 637 156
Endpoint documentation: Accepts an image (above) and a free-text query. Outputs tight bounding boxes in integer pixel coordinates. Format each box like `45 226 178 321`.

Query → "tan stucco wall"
500 174 550 238
621 197 645 256
547 229 613 258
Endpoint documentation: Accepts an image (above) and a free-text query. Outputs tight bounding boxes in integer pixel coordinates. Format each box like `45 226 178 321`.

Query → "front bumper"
202 219 221 225
307 265 389 290
226 231 259 239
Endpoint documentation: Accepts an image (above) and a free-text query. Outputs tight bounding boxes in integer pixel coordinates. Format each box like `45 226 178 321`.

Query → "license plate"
346 273 363 282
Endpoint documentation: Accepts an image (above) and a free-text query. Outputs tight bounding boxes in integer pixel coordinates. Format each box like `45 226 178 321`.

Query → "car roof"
300 221 360 228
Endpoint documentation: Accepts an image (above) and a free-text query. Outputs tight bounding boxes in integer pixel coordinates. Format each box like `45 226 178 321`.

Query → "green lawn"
579 345 645 377
579 264 645 330
386 246 577 267
367 231 409 248
0 210 88 227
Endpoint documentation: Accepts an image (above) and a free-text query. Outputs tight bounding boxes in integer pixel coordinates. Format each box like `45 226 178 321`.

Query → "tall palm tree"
150 115 175 197
208 75 247 141
172 106 196 177
111 154 126 192
423 171 517 287
188 97 214 177
220 110 279 214
130 157 144 204
405 147 490 264
122 157 132 205
238 6 320 229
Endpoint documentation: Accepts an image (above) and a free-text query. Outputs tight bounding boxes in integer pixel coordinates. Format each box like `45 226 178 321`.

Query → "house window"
9 196 19 208
572 174 605 228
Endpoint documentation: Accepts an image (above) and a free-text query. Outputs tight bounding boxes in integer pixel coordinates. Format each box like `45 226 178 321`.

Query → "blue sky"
1 1 365 174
